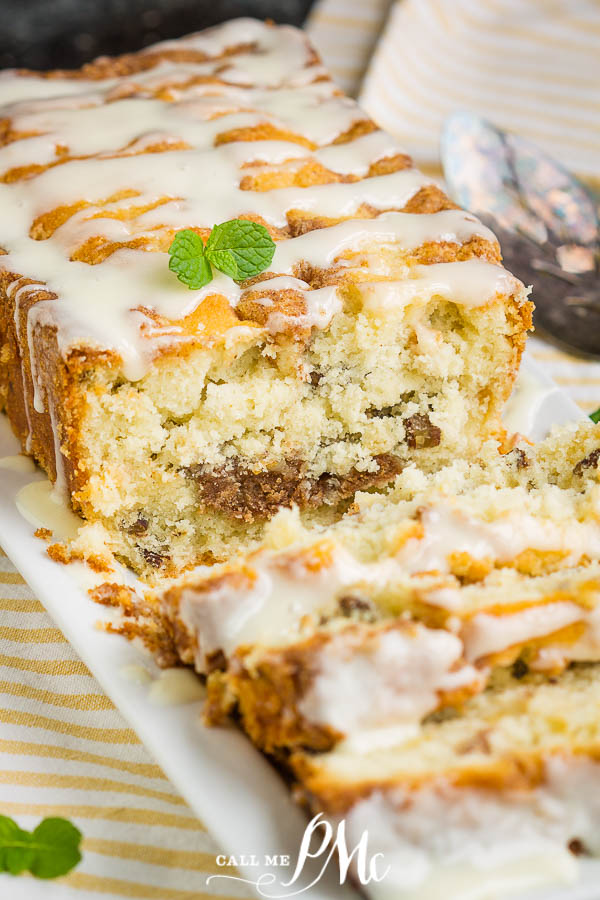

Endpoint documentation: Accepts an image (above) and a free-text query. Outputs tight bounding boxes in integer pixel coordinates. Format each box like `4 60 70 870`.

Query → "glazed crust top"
0 17 520 382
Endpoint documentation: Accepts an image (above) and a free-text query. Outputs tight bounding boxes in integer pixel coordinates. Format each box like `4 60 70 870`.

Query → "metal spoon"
441 111 600 358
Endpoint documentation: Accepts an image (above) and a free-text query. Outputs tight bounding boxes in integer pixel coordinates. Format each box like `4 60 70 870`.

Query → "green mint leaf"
204 219 275 281
590 408 600 424
29 818 82 879
0 815 82 879
0 816 34 875
168 229 212 290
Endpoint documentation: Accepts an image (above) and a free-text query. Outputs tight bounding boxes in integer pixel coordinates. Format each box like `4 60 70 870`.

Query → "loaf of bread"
0 19 531 576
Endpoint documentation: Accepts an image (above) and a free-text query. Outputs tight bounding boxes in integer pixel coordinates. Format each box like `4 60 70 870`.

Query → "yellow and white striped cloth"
0 546 251 899
2 3 600 897
307 0 600 176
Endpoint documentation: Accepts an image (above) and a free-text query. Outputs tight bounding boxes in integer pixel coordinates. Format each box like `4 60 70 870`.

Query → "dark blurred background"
0 0 317 70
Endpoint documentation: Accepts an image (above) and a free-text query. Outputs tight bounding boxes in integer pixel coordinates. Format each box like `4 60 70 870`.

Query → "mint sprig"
590 408 600 424
204 219 276 280
0 815 82 879
168 229 212 290
168 220 276 289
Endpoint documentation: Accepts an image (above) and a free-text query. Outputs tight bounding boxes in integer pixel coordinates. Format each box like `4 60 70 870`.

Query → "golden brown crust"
0 274 77 490
46 540 111 572
239 152 413 193
90 581 181 666
206 634 344 753
290 746 600 817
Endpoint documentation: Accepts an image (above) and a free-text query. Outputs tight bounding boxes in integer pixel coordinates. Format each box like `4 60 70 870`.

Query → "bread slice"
159 421 600 751
0 19 531 576
290 664 600 899
204 616 485 754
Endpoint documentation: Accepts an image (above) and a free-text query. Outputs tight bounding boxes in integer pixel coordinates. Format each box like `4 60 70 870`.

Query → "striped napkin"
2 3 600 898
0 548 252 900
308 0 600 176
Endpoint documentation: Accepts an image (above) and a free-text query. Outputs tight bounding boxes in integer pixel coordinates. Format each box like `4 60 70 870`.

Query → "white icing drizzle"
0 72 99 105
176 546 358 671
462 597 600 667
315 130 404 176
298 625 482 749
270 210 497 272
462 602 584 663
0 453 37 473
502 366 557 436
147 668 205 706
342 755 600 900
120 663 153 686
10 281 37 448
358 260 519 310
174 540 421 671
46 391 67 498
141 19 324 88
263 284 342 335
15 479 81 540
396 503 600 576
173 506 600 698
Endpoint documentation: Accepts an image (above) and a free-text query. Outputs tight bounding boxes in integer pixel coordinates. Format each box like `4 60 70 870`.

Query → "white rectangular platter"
1 350 599 900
